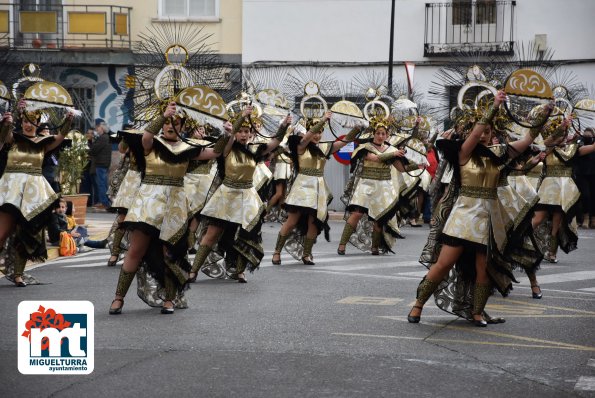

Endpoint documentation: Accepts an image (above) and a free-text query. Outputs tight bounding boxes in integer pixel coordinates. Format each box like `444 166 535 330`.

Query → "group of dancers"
2 48 595 326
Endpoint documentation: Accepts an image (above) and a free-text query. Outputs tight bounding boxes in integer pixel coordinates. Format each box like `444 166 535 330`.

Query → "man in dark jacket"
90 118 112 209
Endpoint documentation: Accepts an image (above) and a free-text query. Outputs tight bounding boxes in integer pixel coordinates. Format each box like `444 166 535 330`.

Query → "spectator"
48 198 107 251
576 128 595 228
79 128 96 205
89 118 112 209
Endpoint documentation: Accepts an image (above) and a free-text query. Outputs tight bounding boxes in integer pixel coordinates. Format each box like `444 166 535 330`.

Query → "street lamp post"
388 0 396 96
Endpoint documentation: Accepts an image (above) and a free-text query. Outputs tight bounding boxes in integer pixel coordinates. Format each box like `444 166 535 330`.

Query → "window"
159 0 218 19
452 0 472 25
475 0 496 24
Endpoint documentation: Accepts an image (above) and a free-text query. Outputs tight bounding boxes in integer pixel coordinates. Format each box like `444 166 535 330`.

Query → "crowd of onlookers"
42 117 113 209
42 118 115 253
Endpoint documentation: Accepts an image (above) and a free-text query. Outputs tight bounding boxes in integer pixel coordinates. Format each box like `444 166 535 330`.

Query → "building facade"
243 0 595 209
0 0 242 130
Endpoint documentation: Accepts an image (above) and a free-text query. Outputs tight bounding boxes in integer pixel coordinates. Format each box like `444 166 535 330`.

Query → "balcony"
0 2 132 51
424 1 515 57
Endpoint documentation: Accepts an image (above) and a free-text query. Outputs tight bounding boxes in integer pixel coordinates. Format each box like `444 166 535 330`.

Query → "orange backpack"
59 232 77 257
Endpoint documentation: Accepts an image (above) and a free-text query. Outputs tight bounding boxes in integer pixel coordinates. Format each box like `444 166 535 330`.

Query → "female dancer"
266 140 293 221
272 111 363 265
108 102 224 314
408 91 544 326
531 118 595 263
337 117 410 255
0 106 73 286
188 107 290 283
106 134 142 266
184 123 218 252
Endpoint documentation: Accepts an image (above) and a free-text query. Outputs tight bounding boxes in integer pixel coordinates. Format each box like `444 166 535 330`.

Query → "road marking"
314 260 420 271
501 298 595 315
518 271 595 285
290 269 421 280
337 296 403 305
579 287 595 292
422 320 595 351
395 271 428 277
483 303 546 315
575 377 595 391
332 332 595 351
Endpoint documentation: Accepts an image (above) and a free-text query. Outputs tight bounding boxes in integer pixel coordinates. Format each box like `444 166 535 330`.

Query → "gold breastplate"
6 140 44 172
459 155 500 198
545 152 572 177
526 162 543 178
224 148 256 182
299 148 326 170
144 150 188 178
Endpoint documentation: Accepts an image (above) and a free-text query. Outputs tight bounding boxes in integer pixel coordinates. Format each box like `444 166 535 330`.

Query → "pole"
388 0 396 96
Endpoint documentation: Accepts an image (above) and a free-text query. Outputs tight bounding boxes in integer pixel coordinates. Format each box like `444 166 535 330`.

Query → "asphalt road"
1 214 595 398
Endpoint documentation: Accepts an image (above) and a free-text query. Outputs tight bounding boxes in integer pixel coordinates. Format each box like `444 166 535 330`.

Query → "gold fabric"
459 153 500 190
111 169 142 210
142 175 184 186
201 147 264 232
443 153 507 248
144 150 188 178
349 146 400 221
419 169 432 191
459 186 497 200
125 181 188 244
253 162 273 191
125 148 189 244
361 167 391 180
184 161 216 217
225 148 256 182
0 138 58 220
273 152 292 180
537 152 580 213
6 139 44 170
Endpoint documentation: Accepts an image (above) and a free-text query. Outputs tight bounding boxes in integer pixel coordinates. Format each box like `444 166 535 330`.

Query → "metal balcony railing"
424 1 515 56
0 2 132 50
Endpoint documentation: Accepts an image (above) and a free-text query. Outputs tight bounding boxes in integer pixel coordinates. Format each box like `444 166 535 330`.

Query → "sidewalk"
45 210 115 261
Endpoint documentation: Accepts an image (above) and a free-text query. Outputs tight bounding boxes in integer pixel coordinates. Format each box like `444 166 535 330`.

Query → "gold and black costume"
118 132 203 308
282 135 334 260
197 141 267 278
419 140 529 319
0 132 62 284
535 143 581 255
340 142 402 253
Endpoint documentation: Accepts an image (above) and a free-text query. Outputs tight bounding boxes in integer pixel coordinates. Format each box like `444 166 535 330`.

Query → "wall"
244 0 595 62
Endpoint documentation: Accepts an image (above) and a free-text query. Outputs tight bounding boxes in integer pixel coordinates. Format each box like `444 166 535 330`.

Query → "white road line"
575 376 595 391
62 262 114 268
314 260 421 271
395 271 429 277
579 287 595 292
517 271 595 285
49 253 110 264
290 269 421 280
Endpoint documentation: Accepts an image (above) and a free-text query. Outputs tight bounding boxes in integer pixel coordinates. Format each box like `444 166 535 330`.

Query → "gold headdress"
369 115 391 131
226 91 262 131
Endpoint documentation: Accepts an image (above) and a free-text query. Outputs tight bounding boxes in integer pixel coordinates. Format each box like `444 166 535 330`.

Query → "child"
48 198 107 252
